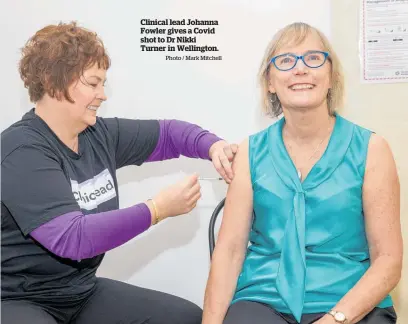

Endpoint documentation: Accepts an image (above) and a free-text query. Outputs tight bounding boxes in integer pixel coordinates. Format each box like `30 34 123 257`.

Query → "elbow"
392 260 403 287
50 229 95 261
53 251 78 261
31 211 92 261
389 255 403 287
52 247 87 262
212 240 246 267
47 222 92 261
49 240 89 262
372 254 403 288
390 268 402 290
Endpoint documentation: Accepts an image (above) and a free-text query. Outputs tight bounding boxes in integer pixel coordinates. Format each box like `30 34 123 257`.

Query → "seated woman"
202 22 402 324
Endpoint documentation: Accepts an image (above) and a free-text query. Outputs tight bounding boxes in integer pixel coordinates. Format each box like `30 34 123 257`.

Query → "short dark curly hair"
19 21 111 103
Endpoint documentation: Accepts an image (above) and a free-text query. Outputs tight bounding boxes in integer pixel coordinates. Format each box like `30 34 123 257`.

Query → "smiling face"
268 31 332 112
65 63 107 127
19 22 111 130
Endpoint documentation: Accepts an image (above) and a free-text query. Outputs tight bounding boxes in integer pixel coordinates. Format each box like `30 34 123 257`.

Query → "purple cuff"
146 120 222 162
30 203 152 261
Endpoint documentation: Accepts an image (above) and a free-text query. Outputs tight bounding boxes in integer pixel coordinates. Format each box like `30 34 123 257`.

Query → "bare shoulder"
231 138 249 172
366 133 396 172
367 133 391 153
364 133 399 189
236 138 249 156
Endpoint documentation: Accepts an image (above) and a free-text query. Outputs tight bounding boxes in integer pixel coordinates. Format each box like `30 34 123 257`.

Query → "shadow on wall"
97 156 227 280
97 209 201 280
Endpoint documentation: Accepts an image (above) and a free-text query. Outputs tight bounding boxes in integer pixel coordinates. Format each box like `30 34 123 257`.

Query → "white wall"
1 0 331 306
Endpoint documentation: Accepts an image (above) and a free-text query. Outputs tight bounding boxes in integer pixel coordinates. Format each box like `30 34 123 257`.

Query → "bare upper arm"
215 138 253 255
363 133 402 264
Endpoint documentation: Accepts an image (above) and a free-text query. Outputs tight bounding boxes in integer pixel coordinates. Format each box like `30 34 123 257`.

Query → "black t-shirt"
1 109 159 304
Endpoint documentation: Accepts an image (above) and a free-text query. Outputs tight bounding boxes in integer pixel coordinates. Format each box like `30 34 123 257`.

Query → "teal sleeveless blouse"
231 115 392 322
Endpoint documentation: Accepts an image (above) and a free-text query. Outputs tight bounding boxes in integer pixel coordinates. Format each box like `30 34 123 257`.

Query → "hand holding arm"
146 120 238 183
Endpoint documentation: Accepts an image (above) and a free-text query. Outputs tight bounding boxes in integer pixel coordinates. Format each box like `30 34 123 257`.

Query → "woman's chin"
84 115 97 126
286 101 320 110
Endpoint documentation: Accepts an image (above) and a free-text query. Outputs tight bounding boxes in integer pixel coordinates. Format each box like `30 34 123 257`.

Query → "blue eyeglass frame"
270 50 330 71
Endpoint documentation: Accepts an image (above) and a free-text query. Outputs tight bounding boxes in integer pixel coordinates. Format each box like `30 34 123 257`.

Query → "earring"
270 92 278 104
269 92 282 113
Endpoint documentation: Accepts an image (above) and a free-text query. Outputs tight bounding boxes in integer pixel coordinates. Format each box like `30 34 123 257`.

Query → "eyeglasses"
270 51 329 71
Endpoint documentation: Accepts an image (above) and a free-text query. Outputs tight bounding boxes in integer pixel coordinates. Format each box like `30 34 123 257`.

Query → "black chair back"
208 198 226 259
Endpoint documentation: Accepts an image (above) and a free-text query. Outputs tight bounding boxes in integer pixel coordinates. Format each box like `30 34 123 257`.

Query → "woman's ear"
267 72 276 94
268 83 276 94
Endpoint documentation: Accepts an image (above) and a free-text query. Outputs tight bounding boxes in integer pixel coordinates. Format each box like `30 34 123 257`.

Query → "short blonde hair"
259 22 344 117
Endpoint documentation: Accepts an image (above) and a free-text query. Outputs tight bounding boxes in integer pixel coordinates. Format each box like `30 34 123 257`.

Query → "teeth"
87 106 98 111
290 84 314 90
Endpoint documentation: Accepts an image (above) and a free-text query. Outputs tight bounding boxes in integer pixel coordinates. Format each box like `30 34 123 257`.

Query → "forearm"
202 247 245 324
30 203 153 261
146 119 221 162
332 256 401 324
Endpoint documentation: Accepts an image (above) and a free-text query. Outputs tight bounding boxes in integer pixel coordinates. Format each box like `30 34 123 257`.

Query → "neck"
35 96 81 151
282 103 334 144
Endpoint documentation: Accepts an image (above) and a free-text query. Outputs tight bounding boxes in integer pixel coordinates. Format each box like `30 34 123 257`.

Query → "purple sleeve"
146 120 222 162
30 203 152 261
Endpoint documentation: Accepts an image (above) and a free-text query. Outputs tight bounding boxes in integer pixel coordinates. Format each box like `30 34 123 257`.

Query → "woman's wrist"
146 199 162 225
